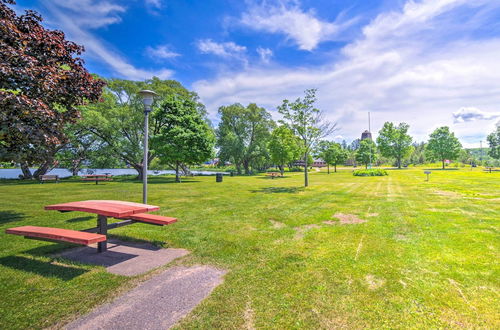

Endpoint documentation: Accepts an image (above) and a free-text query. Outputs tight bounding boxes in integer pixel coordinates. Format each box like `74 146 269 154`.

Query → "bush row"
353 169 388 176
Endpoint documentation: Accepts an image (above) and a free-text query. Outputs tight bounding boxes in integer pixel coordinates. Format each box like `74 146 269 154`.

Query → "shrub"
353 169 388 176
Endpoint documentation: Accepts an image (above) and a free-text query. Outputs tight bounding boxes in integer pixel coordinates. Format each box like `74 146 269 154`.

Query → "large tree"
277 89 337 187
486 126 500 160
0 0 104 178
151 94 215 182
216 103 274 174
317 141 348 173
425 126 462 169
81 77 202 179
55 126 99 176
377 122 413 168
356 139 377 169
268 126 302 175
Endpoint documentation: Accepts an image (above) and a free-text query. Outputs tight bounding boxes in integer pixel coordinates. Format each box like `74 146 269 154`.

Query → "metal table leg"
97 214 107 252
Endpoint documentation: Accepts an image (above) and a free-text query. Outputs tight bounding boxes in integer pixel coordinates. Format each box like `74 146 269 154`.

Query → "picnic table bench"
81 174 113 184
40 174 59 183
266 172 282 179
6 200 177 253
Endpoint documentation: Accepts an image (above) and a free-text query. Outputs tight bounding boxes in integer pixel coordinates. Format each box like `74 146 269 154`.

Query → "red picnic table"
6 200 177 253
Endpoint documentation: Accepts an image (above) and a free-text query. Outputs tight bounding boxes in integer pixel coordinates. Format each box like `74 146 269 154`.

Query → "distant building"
361 130 372 140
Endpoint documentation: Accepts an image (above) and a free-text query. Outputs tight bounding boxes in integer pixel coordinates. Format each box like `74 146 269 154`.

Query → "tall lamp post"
138 89 158 204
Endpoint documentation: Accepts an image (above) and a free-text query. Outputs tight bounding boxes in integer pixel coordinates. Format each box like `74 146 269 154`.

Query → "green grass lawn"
0 168 498 329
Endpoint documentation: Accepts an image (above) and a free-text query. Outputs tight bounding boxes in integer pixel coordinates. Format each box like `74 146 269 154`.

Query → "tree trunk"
279 165 284 176
236 163 242 175
442 159 445 169
327 164 330 174
179 163 192 176
132 163 143 180
20 162 33 179
304 152 309 187
175 161 181 183
71 159 83 176
334 164 337 173
365 163 368 169
72 165 80 176
243 160 250 175
397 157 401 169
32 157 58 179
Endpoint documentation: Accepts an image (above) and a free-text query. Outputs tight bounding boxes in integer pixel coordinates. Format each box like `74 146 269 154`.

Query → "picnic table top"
45 200 160 218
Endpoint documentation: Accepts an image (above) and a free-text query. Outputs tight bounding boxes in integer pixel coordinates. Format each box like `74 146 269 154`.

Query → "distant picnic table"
6 200 177 253
81 174 113 184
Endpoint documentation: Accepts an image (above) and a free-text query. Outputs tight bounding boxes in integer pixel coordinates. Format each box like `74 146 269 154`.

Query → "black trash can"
216 173 223 182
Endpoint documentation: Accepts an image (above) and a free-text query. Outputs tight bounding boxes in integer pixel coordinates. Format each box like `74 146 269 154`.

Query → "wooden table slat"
44 200 160 218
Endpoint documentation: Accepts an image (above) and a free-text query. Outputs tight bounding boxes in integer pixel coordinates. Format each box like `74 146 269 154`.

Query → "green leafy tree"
356 139 377 169
81 77 202 179
376 122 413 168
487 126 500 160
268 126 302 175
86 145 125 169
55 126 99 176
425 126 462 169
409 142 426 165
458 149 473 165
316 141 348 173
151 94 215 182
216 103 274 174
277 89 337 187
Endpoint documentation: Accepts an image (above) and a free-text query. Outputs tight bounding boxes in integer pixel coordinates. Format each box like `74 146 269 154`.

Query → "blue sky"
13 0 500 146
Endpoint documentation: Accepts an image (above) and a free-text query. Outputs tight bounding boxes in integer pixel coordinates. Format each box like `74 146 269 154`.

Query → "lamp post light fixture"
138 89 158 204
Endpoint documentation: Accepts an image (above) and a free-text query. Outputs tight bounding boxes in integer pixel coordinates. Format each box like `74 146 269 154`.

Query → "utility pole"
480 140 483 165
368 112 372 169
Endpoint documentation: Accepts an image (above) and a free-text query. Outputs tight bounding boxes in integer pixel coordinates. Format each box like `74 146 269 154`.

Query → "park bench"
40 174 59 183
6 226 106 245
81 174 113 184
266 172 282 179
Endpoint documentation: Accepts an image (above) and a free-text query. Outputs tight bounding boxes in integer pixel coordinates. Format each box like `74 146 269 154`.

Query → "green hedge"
353 169 388 176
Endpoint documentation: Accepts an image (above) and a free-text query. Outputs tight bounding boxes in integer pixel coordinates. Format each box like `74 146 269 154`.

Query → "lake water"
0 168 228 179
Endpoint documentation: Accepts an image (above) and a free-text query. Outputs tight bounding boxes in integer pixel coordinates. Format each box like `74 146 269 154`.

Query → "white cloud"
146 45 181 60
240 1 352 51
453 107 500 123
197 39 247 58
256 47 273 63
40 0 174 80
145 0 162 9
193 0 500 146
47 0 126 29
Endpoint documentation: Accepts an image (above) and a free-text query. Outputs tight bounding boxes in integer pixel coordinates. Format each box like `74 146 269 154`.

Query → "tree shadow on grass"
22 241 77 257
66 216 94 223
128 177 201 185
250 186 305 194
0 211 25 225
256 176 290 180
423 168 459 171
108 233 166 249
0 179 39 185
0 255 87 280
